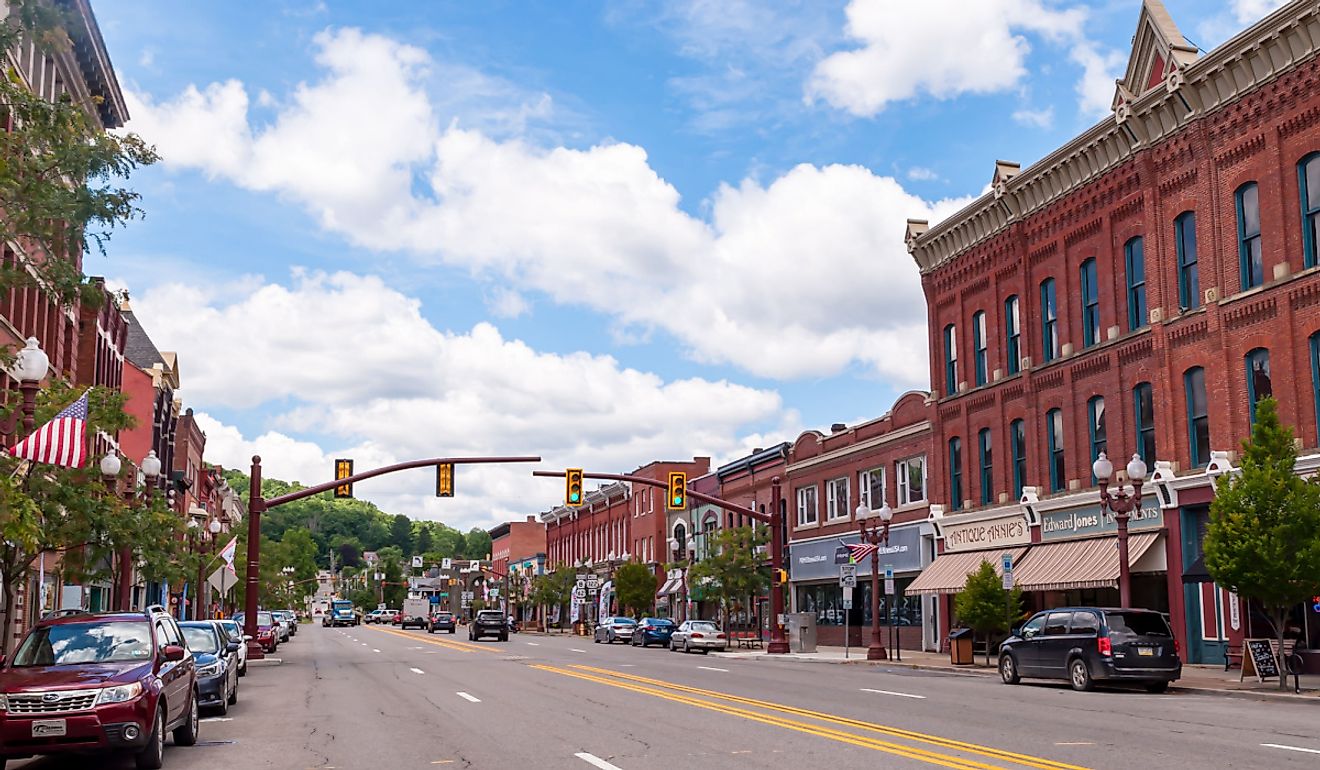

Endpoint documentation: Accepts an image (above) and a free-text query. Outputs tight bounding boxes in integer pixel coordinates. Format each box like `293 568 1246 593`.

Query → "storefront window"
795 580 923 627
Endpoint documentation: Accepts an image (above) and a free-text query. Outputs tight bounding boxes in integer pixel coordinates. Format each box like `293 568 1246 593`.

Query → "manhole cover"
196 740 238 746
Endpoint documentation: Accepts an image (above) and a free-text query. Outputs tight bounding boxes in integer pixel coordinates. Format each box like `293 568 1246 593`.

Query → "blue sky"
88 0 1282 529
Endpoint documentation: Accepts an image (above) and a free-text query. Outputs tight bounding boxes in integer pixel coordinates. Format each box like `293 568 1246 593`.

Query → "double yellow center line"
530 664 1090 770
367 625 501 654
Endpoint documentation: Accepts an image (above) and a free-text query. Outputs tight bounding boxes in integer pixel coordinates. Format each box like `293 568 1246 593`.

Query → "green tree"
614 562 657 618
1204 397 1320 689
464 527 493 560
389 514 413 553
414 522 434 556
954 560 1022 666
530 564 574 630
377 546 406 607
435 527 466 558
687 526 770 630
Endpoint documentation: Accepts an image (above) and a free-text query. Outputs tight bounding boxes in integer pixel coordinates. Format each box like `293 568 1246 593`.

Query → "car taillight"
715 633 726 639
1097 636 1112 656
1173 638 1180 655
691 632 704 638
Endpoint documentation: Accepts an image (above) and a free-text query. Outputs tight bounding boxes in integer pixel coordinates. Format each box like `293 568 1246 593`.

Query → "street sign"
839 564 857 588
573 587 587 600
442 558 452 570
1001 552 1015 590
883 565 895 596
842 585 854 610
834 545 851 565
586 576 602 590
411 556 423 568
376 602 386 610
375 572 384 581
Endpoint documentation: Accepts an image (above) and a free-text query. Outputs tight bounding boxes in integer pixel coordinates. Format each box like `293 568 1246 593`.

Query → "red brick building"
489 516 547 624
904 0 1320 664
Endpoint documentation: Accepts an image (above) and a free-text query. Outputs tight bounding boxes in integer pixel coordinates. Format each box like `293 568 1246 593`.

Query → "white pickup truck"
399 598 431 630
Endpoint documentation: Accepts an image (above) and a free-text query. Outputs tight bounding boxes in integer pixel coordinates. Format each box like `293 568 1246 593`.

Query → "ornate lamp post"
1 337 48 442
856 500 894 661
100 450 163 611
1091 452 1148 608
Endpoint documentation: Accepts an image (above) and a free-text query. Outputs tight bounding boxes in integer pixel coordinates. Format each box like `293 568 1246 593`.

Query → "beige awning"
1011 533 1161 592
907 548 1027 595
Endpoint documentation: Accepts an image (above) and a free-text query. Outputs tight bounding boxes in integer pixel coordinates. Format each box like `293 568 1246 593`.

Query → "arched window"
1236 182 1263 290
943 323 958 394
1245 348 1272 425
1010 419 1027 499
972 310 988 386
1040 278 1058 362
1079 258 1100 348
1301 153 1320 268
1185 367 1210 467
978 428 994 505
948 437 963 511
1175 212 1200 310
1046 409 1065 492
1125 237 1147 331
1004 295 1021 374
1087 396 1107 484
1133 382 1155 466
673 521 687 556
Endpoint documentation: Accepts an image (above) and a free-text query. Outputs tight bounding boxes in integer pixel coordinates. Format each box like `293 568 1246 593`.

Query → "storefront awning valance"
656 577 686 597
1011 532 1161 592
907 548 1027 595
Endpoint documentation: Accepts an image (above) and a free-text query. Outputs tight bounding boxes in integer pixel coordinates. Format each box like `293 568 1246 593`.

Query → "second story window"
859 467 885 511
1301 153 1320 268
1046 408 1065 492
1080 258 1100 348
1311 332 1320 445
1087 396 1107 484
978 428 993 505
1176 212 1201 310
943 324 959 394
1125 237 1147 331
1040 278 1058 362
1133 382 1156 467
1246 347 1272 425
897 456 926 505
972 310 988 386
1236 182 1263 290
1005 295 1021 374
1010 418 1026 499
948 437 963 511
826 477 850 520
1185 366 1210 467
796 485 818 527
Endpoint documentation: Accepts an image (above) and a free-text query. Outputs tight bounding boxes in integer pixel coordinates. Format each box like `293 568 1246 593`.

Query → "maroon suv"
0 610 199 769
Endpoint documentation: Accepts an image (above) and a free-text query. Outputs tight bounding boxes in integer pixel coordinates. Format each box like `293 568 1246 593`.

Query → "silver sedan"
669 620 727 654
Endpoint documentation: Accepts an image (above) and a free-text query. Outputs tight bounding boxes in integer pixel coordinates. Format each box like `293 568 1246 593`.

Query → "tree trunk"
1272 607 1290 691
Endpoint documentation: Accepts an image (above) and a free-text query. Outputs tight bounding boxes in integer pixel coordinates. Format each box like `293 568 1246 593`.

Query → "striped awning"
907 548 1027 595
1010 533 1161 592
656 577 684 597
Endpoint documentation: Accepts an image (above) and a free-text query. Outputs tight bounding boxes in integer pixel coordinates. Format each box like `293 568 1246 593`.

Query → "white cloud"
486 287 530 319
807 0 1086 116
135 271 793 529
126 27 968 387
906 166 939 182
1232 0 1287 24
1070 43 1125 120
1011 106 1054 129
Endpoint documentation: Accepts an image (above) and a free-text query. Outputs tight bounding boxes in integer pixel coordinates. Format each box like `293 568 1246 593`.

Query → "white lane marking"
373 649 381 653
575 752 623 770
456 691 481 703
570 648 587 653
526 642 541 646
201 717 233 722
697 666 729 672
1262 744 1320 755
410 667 426 675
860 688 926 700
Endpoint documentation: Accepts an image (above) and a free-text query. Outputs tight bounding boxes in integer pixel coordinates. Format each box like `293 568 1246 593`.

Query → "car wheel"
1069 659 1094 692
228 683 239 706
1143 681 1169 694
999 654 1021 685
173 690 200 746
215 690 229 717
684 641 692 654
669 639 677 651
135 706 165 769
239 661 247 677
699 648 709 655
449 628 456 634
499 634 508 642
428 625 434 634
594 635 601 643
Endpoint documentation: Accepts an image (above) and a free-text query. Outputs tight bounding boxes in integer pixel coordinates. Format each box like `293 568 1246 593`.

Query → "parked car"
669 620 727 654
270 611 292 643
468 610 508 642
630 618 676 648
215 619 248 677
593 617 637 644
999 607 1182 692
0 610 200 769
365 609 395 624
234 612 279 654
278 610 298 636
179 622 238 716
427 611 457 634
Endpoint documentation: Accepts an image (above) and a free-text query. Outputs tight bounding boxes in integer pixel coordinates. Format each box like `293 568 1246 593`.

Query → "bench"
1225 639 1295 671
729 631 763 649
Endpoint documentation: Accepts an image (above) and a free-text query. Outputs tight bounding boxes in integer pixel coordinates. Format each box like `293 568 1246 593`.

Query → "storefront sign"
789 525 924 581
1040 496 1162 541
940 513 1030 553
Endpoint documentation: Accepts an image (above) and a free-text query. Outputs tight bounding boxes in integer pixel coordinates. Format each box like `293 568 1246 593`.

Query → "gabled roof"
1113 0 1199 109
121 307 165 370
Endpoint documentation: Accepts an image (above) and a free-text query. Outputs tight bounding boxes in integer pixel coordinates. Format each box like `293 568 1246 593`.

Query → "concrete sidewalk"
715 645 1318 703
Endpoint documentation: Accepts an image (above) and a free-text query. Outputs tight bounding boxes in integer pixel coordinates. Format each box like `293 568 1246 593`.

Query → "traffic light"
565 468 584 506
667 472 687 510
334 459 353 499
436 462 455 497
773 568 788 585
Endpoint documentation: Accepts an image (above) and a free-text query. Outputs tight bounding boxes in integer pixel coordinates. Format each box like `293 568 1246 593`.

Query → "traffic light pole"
532 470 790 655
243 454 540 660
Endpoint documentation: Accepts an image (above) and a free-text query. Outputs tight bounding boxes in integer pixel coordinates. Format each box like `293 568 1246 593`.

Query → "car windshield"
12 621 153 667
613 618 637 625
646 619 674 627
181 626 219 654
688 622 719 632
477 612 503 620
257 612 274 626
1105 612 1172 638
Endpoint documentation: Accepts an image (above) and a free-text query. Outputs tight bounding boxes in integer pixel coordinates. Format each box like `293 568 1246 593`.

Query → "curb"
248 658 283 666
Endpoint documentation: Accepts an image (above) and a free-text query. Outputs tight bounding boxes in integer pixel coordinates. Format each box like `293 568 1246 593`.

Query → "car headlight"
95 682 144 705
196 662 223 678
0 693 8 710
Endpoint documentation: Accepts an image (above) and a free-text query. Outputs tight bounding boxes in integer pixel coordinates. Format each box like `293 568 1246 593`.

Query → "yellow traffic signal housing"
334 459 353 499
773 568 788 585
667 472 687 510
436 462 455 497
565 468 584 506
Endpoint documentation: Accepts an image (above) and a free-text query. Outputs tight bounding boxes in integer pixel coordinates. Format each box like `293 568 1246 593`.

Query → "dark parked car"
179 622 238 716
468 611 508 642
0 610 199 769
999 607 1181 692
593 617 637 644
427 612 457 634
630 618 676 648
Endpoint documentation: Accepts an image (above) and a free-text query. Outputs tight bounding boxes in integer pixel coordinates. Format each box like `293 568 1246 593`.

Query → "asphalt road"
13 623 1320 769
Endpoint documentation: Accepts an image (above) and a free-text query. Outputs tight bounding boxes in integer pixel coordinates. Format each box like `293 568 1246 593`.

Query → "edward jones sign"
940 514 1030 553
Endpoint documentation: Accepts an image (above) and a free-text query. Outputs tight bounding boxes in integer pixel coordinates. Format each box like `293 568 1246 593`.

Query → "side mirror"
1010 625 1022 637
242 635 253 642
226 642 240 654
162 645 186 662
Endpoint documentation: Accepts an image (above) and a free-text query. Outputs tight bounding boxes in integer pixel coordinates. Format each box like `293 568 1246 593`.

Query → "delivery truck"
399 597 431 630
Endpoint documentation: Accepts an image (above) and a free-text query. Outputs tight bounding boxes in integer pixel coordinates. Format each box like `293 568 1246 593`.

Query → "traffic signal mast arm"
262 455 542 510
532 470 764 522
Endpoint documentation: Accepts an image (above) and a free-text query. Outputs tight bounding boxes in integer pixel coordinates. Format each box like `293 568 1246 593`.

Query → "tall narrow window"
898 457 926 504
972 311 988 386
943 323 958 394
1175 212 1200 310
1004 295 1021 374
1080 258 1100 348
1046 408 1065 493
1133 382 1156 467
1124 237 1147 331
948 437 963 511
1010 419 1027 499
1311 332 1320 445
978 428 994 505
1236 183 1263 290
1245 348 1272 425
1040 278 1058 362
1302 153 1320 268
1185 367 1210 467
1087 396 1107 484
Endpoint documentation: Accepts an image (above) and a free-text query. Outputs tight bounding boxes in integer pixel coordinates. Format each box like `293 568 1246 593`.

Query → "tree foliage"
530 564 574 627
1204 398 1320 688
687 525 769 629
954 560 1022 665
613 562 656 618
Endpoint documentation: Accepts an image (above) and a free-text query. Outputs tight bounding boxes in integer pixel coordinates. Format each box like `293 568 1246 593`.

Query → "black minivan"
999 607 1181 692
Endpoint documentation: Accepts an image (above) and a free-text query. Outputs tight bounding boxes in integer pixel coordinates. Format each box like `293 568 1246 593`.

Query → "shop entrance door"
1181 506 1227 664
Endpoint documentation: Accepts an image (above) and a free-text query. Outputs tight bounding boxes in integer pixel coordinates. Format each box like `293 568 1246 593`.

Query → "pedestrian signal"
436 462 455 497
667 472 687 510
566 468 584 506
334 459 353 499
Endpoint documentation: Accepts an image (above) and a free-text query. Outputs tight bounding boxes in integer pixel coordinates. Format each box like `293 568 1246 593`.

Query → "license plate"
1137 647 1154 656
32 719 66 738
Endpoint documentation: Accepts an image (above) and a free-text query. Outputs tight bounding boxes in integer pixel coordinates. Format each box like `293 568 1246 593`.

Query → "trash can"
949 628 974 665
785 613 817 653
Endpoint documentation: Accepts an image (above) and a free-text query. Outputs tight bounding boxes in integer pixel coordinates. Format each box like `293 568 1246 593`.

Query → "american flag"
846 542 879 563
10 391 88 468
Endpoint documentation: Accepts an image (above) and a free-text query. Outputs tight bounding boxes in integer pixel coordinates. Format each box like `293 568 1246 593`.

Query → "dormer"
905 219 929 253
1113 0 1199 116
991 161 1020 200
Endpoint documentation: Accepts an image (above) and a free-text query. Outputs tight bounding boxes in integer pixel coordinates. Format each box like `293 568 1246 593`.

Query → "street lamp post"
856 501 894 661
1092 452 1147 608
100 450 162 612
1 337 48 443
